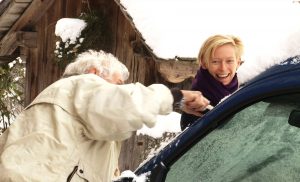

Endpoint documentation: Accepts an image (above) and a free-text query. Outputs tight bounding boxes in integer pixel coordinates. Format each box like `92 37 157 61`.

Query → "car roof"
135 55 300 175
243 55 300 88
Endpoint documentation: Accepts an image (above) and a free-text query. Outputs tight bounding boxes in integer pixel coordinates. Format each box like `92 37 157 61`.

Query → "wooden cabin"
0 0 198 171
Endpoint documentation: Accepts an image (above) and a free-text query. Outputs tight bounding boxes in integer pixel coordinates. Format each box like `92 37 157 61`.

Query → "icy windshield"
166 94 300 182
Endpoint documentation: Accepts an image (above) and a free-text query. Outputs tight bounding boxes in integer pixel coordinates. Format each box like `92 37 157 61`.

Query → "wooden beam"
0 0 11 15
0 0 55 56
18 31 37 48
157 60 199 83
0 3 29 27
11 0 55 30
0 54 18 64
0 0 32 41
0 31 36 55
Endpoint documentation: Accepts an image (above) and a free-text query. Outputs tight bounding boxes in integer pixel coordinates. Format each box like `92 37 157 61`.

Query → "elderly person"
0 50 209 182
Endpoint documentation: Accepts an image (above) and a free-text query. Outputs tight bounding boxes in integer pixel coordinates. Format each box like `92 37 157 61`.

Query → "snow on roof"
120 0 300 84
120 0 300 59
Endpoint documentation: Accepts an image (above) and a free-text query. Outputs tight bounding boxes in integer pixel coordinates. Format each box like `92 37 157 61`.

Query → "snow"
114 170 150 182
54 1 300 140
55 18 86 44
137 111 181 138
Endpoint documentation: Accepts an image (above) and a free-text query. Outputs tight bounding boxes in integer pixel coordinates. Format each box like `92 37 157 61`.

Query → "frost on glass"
166 94 300 182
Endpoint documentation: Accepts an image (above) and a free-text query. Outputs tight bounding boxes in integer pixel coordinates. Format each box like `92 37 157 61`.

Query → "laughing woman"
180 34 244 130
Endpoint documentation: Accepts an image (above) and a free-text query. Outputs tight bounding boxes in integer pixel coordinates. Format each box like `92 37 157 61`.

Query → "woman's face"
203 44 241 85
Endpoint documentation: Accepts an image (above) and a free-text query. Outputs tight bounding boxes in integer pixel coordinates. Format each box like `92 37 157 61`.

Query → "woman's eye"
211 60 219 64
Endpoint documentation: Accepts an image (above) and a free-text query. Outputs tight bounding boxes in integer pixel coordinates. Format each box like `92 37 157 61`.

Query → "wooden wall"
25 0 83 105
23 0 192 172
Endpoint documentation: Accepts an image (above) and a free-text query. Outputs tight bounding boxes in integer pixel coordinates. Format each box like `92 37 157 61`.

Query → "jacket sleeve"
180 112 200 131
170 88 183 109
73 78 174 141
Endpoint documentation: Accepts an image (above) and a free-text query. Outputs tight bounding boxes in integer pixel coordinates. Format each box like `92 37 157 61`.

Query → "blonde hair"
198 34 244 66
62 50 129 81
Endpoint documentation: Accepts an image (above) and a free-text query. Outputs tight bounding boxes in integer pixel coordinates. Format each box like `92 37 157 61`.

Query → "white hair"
62 50 129 81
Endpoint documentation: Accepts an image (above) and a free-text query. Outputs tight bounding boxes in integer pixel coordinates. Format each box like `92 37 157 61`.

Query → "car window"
166 94 300 182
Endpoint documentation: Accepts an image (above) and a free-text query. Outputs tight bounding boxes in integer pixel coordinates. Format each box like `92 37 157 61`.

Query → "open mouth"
216 73 230 79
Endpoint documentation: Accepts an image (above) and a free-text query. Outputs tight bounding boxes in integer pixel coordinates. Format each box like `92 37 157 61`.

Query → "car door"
165 93 300 182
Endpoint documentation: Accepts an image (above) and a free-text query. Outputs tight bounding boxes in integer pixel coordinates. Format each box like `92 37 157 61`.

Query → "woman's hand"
181 90 211 116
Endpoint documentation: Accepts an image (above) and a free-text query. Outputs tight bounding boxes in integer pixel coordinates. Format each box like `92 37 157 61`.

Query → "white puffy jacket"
0 74 173 182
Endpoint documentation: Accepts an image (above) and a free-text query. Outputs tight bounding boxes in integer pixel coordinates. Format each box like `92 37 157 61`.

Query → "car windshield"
165 93 300 182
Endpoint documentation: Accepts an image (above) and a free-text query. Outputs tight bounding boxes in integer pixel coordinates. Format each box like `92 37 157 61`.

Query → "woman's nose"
219 62 226 70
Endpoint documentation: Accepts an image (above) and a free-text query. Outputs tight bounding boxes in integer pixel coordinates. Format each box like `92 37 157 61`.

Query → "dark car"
133 55 300 182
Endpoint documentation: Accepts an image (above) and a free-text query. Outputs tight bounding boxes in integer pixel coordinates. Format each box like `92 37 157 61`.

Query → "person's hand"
180 90 210 116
